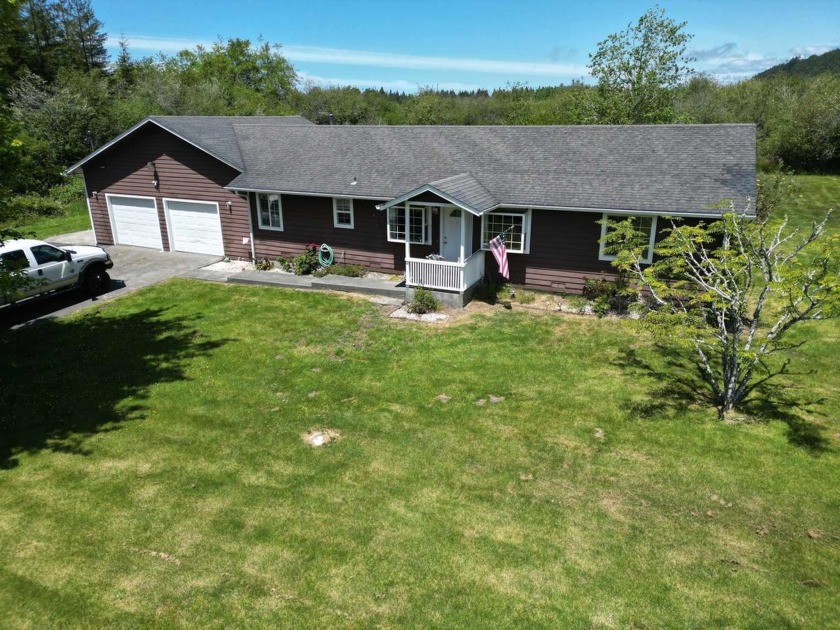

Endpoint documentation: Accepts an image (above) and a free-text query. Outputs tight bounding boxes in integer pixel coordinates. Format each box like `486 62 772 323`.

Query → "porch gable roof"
375 173 498 216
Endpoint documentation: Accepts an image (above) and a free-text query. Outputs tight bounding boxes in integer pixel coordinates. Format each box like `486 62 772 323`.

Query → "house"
66 117 756 301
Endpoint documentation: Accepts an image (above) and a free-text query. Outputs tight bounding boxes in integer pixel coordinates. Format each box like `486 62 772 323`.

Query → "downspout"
245 192 257 261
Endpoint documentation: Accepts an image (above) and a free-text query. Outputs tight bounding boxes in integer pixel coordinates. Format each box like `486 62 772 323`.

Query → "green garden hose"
318 243 334 267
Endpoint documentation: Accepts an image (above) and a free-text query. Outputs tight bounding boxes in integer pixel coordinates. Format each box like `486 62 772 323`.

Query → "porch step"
227 271 314 288
226 270 405 300
311 276 405 298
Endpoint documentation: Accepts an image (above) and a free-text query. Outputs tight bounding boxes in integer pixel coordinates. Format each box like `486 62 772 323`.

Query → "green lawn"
1 278 838 628
0 177 838 628
2 200 91 240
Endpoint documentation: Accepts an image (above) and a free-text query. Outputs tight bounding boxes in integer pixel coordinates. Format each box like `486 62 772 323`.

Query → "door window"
31 244 67 265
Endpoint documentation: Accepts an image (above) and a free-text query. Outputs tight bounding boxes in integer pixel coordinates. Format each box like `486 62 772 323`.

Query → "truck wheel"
84 266 111 295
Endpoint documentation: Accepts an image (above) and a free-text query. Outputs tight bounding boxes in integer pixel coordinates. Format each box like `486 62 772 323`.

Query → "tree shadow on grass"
614 345 831 453
0 307 231 469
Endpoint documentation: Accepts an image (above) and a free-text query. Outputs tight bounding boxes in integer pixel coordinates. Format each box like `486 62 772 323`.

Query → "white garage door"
108 195 162 249
165 199 224 256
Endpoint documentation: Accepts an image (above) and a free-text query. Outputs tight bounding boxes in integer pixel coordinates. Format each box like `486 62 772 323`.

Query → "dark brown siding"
82 123 250 258
251 195 435 272
483 209 683 294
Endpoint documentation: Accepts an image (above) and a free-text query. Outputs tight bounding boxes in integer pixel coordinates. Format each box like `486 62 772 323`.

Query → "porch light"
226 201 232 213
147 162 159 189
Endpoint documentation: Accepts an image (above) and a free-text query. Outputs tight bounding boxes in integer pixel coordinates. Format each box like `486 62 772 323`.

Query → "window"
0 249 30 271
387 205 430 244
31 244 67 265
481 210 530 254
598 213 658 264
256 193 283 230
333 197 354 229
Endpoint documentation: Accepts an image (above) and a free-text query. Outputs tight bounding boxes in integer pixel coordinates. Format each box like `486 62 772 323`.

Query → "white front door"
441 207 466 261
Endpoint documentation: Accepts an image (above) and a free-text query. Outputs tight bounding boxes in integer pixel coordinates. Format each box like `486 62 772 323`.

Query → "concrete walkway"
227 270 406 299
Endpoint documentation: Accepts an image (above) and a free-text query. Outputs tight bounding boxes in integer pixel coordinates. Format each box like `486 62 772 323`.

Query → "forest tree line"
1 0 839 218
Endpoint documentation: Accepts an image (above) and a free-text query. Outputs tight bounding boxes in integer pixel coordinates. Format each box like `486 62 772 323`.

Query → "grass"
0 176 838 628
2 200 91 240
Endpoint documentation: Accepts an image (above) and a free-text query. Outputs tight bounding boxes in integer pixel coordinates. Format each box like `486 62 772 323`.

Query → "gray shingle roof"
428 173 499 214
149 115 313 171
65 115 313 174
228 124 756 215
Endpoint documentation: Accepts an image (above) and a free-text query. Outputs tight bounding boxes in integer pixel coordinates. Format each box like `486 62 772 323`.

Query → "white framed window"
387 205 431 244
256 193 283 231
598 213 658 264
481 210 531 254
333 197 354 229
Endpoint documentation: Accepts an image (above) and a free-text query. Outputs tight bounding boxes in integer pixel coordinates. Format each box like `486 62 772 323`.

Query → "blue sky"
97 0 839 92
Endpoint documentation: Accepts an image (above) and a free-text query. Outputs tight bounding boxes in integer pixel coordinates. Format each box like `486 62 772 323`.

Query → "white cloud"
790 44 838 57
110 34 213 53
283 44 586 77
690 43 783 81
297 72 481 93
109 34 587 79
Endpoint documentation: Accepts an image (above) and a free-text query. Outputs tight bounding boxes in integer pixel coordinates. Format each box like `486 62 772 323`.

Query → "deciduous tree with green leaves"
588 6 695 124
601 204 840 418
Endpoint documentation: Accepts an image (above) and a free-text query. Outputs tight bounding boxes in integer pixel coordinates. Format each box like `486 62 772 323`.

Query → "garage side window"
0 249 30 270
257 193 283 231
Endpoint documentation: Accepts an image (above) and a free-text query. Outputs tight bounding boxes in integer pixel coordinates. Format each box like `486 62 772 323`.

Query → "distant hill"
755 48 840 79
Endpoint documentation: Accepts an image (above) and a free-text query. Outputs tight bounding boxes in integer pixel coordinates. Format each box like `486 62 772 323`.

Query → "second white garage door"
164 199 224 256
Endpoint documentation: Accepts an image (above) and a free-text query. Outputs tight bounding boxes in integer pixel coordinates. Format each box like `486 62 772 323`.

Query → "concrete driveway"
0 230 220 330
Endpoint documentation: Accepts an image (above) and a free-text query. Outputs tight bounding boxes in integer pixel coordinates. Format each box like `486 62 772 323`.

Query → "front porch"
405 250 485 292
377 173 500 300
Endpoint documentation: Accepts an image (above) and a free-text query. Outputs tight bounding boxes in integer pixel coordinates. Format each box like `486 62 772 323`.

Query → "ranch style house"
66 116 756 299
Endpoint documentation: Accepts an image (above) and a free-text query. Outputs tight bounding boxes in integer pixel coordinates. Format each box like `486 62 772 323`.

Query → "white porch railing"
406 250 485 292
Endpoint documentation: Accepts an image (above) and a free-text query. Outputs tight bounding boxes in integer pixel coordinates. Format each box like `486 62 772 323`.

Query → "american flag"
488 235 509 279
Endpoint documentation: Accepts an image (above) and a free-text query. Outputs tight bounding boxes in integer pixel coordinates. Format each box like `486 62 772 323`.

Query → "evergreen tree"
54 0 107 72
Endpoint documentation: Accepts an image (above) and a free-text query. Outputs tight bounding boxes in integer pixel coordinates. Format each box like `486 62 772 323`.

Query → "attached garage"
164 199 224 256
106 195 163 249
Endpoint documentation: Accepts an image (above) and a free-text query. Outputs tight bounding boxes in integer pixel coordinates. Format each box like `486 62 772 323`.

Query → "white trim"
227 186 386 201
81 177 97 245
104 193 163 250
229 188 736 220
480 209 531 254
375 184 484 216
65 118 243 175
598 213 658 265
245 193 256 260
255 192 284 231
332 197 354 229
387 204 431 245
161 197 224 255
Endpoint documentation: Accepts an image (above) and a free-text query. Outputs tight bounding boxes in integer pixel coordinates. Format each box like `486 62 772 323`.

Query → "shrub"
406 287 439 314
475 279 504 303
592 296 613 317
582 277 618 300
291 243 320 275
254 258 274 271
313 263 366 278
276 256 292 272
1 193 64 223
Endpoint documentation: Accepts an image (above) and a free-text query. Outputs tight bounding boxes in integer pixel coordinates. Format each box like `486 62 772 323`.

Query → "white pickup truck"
0 238 114 306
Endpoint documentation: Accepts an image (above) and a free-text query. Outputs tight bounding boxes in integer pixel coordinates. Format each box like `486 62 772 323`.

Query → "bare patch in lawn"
302 428 341 447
